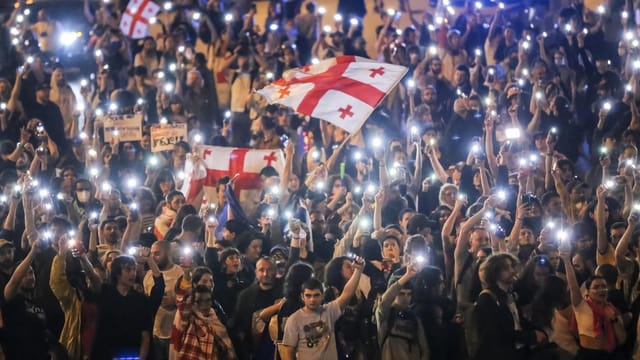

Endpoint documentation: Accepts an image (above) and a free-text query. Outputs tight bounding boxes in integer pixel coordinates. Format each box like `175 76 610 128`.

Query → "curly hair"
284 262 314 299
324 256 350 293
483 253 518 289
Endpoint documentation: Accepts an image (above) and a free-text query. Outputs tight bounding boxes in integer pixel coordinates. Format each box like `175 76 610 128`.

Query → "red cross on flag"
181 146 285 215
257 56 408 133
119 0 160 39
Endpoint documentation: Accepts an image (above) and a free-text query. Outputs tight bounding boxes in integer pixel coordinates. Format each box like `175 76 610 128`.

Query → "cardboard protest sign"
150 124 188 152
103 114 143 142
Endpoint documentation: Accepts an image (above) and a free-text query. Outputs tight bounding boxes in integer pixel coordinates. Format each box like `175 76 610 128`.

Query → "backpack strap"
456 253 474 286
478 289 499 306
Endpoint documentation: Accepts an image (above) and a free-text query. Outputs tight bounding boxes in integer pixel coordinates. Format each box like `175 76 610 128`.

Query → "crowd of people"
1 0 640 359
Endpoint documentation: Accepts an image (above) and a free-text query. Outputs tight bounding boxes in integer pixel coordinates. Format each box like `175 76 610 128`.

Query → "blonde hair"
438 183 458 208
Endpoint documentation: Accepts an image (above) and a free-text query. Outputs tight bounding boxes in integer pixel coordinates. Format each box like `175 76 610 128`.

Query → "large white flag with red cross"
119 0 160 39
181 146 285 215
257 56 408 133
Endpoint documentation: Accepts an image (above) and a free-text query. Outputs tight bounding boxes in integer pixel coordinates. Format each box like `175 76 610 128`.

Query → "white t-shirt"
282 301 343 360
143 264 184 339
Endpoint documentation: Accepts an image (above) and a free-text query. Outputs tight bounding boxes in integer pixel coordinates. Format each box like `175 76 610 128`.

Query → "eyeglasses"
194 298 212 304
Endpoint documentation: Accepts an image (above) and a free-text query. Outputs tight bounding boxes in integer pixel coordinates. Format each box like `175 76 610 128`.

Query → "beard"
157 257 169 270
107 234 119 244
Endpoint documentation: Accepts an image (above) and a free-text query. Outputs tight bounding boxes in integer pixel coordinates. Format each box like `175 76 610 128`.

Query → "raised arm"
426 146 449 183
544 138 556 192
408 143 423 205
2 195 19 233
7 69 23 113
559 236 583 307
5 240 40 301
615 212 639 276
484 118 498 177
336 256 364 310
442 198 464 247
455 196 495 260
326 136 351 174
120 211 142 251
527 106 543 135
22 181 38 243
84 0 95 23
479 165 490 196
595 185 609 256
278 141 294 205
373 189 384 232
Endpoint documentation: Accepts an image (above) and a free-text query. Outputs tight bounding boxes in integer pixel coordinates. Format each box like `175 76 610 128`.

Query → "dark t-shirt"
24 100 67 153
233 282 283 359
92 284 153 360
2 294 50 360
34 247 64 339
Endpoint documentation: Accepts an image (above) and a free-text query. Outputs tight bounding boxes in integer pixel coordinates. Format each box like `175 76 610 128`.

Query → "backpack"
464 289 498 359
380 307 422 357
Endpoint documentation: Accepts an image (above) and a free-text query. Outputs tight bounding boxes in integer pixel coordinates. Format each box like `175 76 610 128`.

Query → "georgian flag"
119 0 160 39
181 146 285 216
257 56 408 133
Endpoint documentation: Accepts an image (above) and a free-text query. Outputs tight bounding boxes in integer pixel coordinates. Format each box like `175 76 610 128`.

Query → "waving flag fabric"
181 145 285 215
120 0 160 39
257 56 408 133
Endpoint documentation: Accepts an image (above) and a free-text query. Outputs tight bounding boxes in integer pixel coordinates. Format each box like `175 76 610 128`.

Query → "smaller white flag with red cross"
181 146 285 215
119 0 160 39
257 56 408 133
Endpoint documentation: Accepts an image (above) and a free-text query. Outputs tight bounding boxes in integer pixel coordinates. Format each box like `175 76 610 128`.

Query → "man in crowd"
143 240 183 358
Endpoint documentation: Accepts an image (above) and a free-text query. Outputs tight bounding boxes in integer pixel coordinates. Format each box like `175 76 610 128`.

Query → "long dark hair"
530 275 569 329
284 262 314 299
109 255 136 286
325 256 350 293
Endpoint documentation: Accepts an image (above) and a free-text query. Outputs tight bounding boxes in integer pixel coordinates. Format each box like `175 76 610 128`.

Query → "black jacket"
475 286 536 360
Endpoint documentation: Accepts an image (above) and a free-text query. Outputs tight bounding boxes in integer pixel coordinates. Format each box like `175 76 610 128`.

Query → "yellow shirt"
597 243 616 266
49 255 81 359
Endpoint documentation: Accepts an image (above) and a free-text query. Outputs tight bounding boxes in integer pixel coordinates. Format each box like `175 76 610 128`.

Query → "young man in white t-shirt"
281 256 364 360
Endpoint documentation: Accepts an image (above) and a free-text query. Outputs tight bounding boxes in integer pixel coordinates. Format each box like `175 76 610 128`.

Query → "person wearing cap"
407 214 439 253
